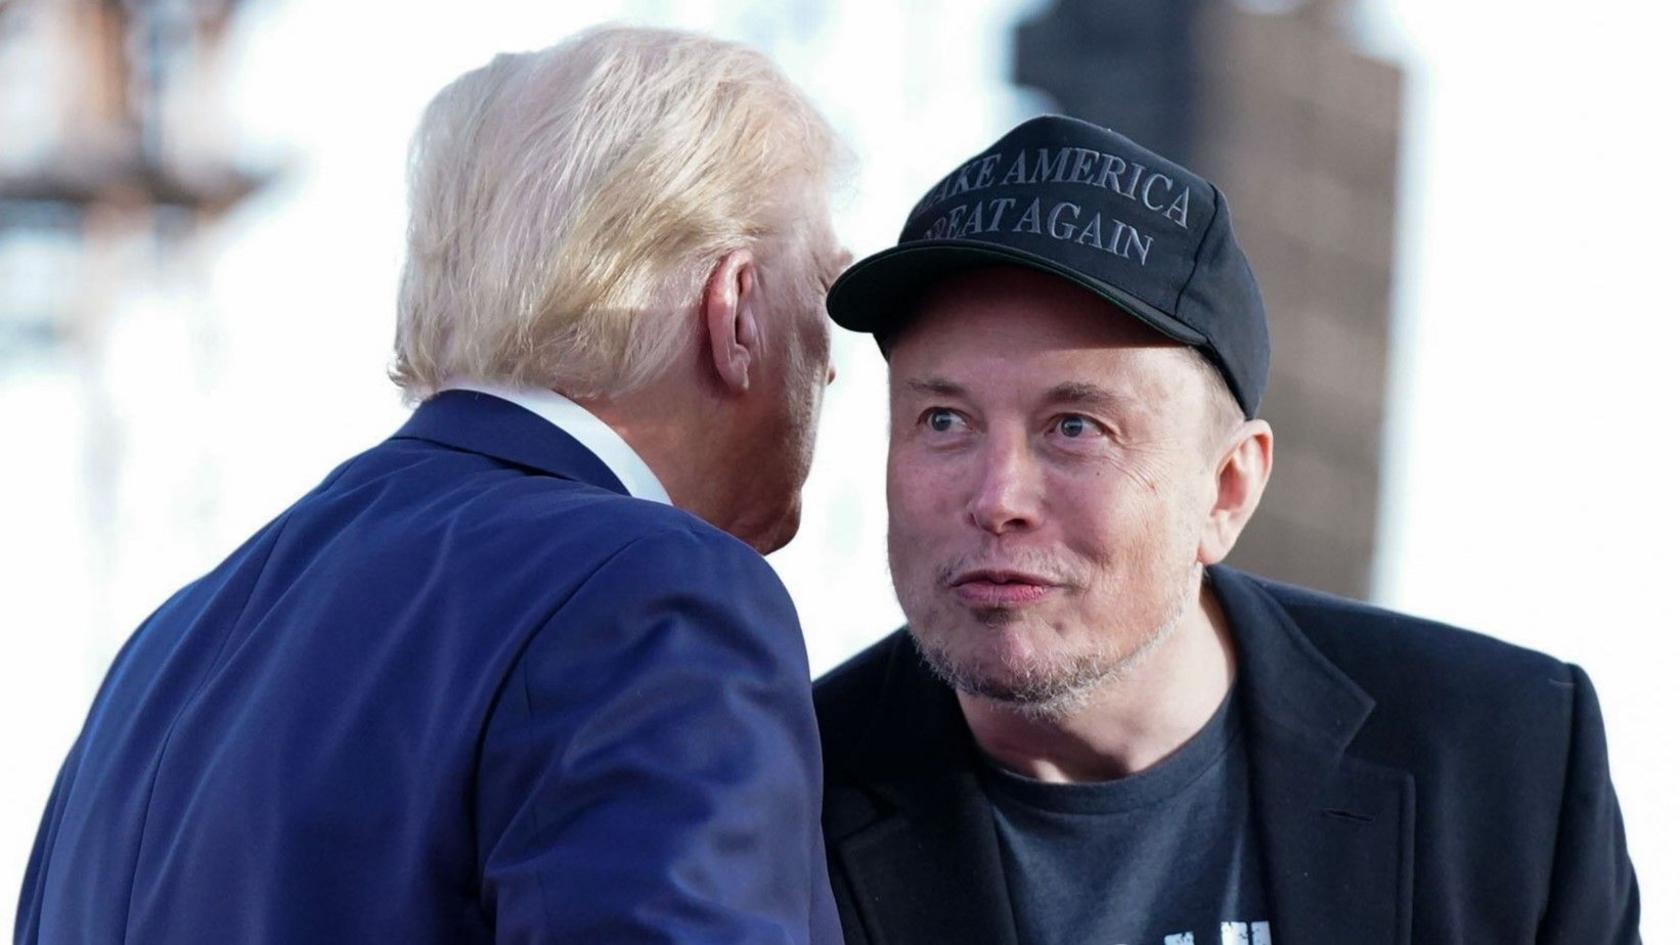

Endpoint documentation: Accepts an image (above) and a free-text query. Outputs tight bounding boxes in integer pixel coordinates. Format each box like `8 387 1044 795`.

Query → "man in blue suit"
18 26 850 945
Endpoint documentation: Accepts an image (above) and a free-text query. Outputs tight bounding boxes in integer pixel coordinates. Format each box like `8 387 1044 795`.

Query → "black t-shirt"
978 691 1273 945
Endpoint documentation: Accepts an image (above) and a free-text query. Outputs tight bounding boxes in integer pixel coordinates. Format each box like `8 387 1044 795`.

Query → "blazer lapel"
1211 567 1416 945
1247 736 1415 945
835 767 1019 945
826 637 1019 945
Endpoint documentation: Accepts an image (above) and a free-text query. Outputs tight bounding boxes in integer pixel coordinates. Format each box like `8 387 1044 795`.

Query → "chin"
750 499 802 555
907 604 1124 708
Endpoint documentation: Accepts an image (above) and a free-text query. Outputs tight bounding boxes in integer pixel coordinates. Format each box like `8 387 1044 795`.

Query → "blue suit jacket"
17 390 844 945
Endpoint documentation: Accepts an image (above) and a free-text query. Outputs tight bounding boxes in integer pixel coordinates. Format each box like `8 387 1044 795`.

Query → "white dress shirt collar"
440 381 672 505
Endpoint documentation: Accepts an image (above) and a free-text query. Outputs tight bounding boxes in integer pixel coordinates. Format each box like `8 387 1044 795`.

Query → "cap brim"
825 240 1207 348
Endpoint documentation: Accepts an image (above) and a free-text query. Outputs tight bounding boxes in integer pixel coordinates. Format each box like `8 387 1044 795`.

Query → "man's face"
735 211 848 553
886 266 1220 714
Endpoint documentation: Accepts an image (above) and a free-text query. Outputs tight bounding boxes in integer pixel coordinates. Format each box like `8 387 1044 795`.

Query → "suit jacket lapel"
835 767 1019 945
392 390 628 495
1247 735 1416 944
1211 567 1416 945
825 638 1019 945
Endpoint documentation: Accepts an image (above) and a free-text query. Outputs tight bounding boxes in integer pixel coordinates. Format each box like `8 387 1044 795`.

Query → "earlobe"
701 249 760 395
1198 420 1274 566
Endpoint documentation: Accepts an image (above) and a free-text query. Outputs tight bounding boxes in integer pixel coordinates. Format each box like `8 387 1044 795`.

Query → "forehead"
887 267 1192 403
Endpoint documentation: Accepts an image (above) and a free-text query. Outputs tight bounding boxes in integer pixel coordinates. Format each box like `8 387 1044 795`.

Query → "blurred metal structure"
0 0 268 361
0 0 271 644
1015 0 1402 599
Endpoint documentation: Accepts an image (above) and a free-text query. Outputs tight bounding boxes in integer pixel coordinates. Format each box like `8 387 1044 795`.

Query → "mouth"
947 568 1059 607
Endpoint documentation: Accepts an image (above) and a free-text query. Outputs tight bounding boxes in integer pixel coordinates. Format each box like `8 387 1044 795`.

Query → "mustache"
934 549 1084 588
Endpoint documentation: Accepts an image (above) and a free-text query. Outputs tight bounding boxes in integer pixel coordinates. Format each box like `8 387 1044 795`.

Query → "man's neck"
574 377 739 525
958 582 1238 784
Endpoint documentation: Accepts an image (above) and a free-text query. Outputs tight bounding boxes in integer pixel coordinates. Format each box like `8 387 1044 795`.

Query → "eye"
1054 414 1097 438
922 408 963 433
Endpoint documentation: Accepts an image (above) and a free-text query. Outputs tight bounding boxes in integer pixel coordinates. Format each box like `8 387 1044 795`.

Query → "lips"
948 568 1059 607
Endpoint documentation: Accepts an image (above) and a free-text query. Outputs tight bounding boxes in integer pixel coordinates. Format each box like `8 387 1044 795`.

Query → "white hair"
391 25 842 402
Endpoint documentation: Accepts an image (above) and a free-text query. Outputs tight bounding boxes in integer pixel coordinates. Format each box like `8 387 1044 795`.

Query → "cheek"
884 458 921 530
1115 508 1203 593
776 363 823 446
1044 467 1189 573
886 444 959 520
1043 463 1129 533
886 453 951 564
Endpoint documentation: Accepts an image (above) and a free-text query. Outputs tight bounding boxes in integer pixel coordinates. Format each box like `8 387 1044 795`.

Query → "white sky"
1 0 1675 936
1368 3 1679 932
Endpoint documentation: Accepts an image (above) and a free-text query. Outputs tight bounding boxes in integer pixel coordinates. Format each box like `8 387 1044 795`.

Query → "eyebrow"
1044 382 1128 414
904 378 968 398
902 378 1134 416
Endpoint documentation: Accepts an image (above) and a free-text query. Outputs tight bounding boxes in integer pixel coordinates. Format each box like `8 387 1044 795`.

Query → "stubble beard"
897 551 1205 725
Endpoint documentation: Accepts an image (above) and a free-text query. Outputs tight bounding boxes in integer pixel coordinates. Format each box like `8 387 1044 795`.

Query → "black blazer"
814 565 1640 944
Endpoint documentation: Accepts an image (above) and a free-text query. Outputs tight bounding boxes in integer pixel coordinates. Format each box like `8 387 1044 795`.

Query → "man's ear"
701 249 762 395
1199 419 1274 566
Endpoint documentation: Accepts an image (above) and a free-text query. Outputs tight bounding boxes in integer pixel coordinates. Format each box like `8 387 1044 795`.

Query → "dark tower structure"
1016 1 1201 165
1015 0 1404 599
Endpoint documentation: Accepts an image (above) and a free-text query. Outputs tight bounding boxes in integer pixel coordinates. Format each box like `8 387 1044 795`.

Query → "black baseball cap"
827 114 1269 418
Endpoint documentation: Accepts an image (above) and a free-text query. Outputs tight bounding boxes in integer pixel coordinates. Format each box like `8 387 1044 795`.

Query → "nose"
966 435 1041 535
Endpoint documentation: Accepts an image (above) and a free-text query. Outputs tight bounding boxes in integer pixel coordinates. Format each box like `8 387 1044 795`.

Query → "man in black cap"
815 115 1640 945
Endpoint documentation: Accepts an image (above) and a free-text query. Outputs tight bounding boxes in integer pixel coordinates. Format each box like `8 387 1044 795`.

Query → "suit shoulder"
1253 574 1571 683
1234 574 1579 739
362 433 746 559
598 507 784 588
515 508 807 681
318 438 782 611
502 477 702 541
473 476 775 585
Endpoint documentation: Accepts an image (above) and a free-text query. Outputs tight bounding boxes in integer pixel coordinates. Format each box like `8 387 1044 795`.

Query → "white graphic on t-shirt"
1112 921 1273 945
1221 921 1273 945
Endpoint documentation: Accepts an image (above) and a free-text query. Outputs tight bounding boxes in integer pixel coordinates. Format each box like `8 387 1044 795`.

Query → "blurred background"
1 0 1674 936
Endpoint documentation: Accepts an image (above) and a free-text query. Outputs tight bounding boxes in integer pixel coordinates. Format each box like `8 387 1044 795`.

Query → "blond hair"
391 26 841 401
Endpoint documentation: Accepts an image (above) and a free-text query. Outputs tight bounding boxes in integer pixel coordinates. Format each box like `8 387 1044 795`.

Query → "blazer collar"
1207 565 1373 752
826 636 1021 945
392 390 628 496
830 567 1414 945
1210 566 1415 945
